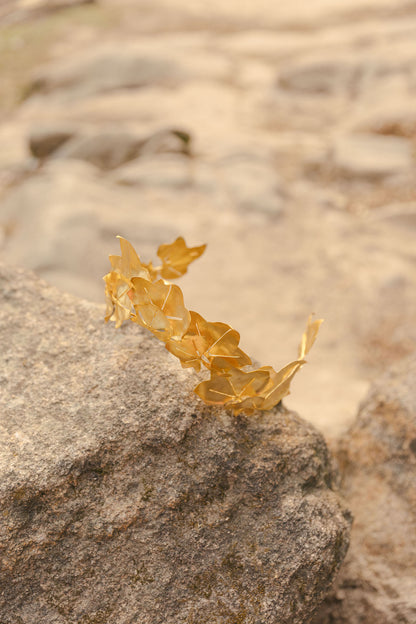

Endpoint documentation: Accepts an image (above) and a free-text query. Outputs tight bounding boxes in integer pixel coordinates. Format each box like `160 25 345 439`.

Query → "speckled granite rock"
0 264 351 624
312 354 416 624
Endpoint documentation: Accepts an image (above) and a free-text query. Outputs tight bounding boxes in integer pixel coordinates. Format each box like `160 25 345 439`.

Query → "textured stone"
53 131 144 170
278 56 360 95
366 202 416 230
25 43 232 100
312 354 416 624
26 47 183 99
0 0 95 25
332 134 413 179
0 264 350 624
28 123 78 159
276 44 416 97
50 128 191 170
113 154 200 190
351 103 416 140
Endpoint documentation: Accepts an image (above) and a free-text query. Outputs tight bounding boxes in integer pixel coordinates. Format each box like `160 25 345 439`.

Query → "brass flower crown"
104 236 322 415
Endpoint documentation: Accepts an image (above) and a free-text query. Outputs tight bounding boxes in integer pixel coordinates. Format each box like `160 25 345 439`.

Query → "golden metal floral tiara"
104 236 322 415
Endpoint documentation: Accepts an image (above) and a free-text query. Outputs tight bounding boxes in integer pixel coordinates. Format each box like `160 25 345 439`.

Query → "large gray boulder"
0 264 351 624
312 354 416 624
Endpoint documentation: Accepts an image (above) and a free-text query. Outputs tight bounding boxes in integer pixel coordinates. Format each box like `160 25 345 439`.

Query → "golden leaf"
141 260 159 282
165 311 252 372
194 361 306 415
298 315 323 359
104 271 132 328
257 361 305 411
111 236 150 281
194 368 270 414
157 237 206 280
104 237 151 327
129 277 191 340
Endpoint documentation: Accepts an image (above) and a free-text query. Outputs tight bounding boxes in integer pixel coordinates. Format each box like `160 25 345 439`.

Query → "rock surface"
332 134 414 179
312 354 416 624
50 128 192 170
0 0 95 25
28 123 78 159
26 42 232 100
0 263 351 624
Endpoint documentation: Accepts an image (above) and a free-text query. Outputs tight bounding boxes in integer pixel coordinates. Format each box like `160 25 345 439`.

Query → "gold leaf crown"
104 236 322 415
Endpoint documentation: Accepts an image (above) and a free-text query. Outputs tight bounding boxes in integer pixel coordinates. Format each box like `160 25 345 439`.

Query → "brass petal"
157 237 206 279
298 315 323 359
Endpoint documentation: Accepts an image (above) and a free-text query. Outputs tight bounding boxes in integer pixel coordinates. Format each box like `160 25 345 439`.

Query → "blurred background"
1 0 415 438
